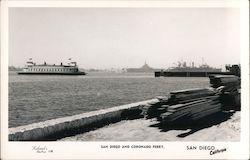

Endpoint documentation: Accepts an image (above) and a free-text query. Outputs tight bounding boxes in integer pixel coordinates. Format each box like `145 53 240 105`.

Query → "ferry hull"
17 72 86 75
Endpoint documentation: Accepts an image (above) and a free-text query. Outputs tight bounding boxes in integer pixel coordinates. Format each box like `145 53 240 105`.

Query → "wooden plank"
191 104 221 117
161 112 189 122
160 112 173 118
162 99 220 121
189 102 221 115
167 100 218 116
161 105 169 108
191 106 221 120
170 88 212 95
168 99 208 110
177 95 219 104
156 96 169 101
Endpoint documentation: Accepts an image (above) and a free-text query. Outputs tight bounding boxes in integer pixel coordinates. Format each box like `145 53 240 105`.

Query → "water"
9 71 209 128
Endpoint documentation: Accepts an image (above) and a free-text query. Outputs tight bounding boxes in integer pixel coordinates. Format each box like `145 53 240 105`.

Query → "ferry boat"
17 59 86 75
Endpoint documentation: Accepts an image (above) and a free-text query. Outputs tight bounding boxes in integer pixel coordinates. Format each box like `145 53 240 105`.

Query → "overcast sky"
9 7 240 69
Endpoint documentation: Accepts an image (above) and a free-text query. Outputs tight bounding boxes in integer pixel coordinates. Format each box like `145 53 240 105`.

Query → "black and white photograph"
1 0 249 159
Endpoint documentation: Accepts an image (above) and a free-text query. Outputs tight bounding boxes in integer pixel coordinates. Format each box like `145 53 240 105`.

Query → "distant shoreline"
8 66 22 71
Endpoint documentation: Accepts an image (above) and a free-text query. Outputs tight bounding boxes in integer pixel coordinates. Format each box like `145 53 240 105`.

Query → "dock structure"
9 99 158 141
9 75 240 141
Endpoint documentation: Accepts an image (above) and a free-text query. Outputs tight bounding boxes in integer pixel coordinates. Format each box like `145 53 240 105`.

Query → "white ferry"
17 59 86 75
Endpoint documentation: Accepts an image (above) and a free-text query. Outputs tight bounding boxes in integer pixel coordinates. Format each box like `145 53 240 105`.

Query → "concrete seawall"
9 99 158 141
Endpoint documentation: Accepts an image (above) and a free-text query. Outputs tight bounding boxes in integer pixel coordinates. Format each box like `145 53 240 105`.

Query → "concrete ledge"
9 99 159 141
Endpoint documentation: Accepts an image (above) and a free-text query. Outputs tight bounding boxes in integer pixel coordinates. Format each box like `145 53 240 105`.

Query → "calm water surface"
9 72 209 127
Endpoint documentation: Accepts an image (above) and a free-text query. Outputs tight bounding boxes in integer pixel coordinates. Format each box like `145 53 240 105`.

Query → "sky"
9 7 240 69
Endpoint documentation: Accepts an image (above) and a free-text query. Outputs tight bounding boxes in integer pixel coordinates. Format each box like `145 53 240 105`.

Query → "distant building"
125 62 156 73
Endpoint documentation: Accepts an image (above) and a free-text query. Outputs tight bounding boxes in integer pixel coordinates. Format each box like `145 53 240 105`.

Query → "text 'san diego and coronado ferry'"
18 58 86 75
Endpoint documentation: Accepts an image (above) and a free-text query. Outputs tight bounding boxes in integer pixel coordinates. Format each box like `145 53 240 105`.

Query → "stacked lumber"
159 95 221 124
168 88 216 104
209 75 240 89
209 74 241 110
140 75 240 125
140 88 222 124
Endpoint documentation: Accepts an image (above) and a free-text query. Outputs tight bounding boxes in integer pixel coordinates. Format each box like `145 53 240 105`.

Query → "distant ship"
17 59 86 75
167 63 221 72
124 62 157 73
155 61 223 77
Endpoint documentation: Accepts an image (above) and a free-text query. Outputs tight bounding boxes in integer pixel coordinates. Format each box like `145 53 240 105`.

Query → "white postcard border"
1 0 249 159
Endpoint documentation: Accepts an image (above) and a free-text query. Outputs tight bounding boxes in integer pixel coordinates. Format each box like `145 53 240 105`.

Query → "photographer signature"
32 146 53 153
